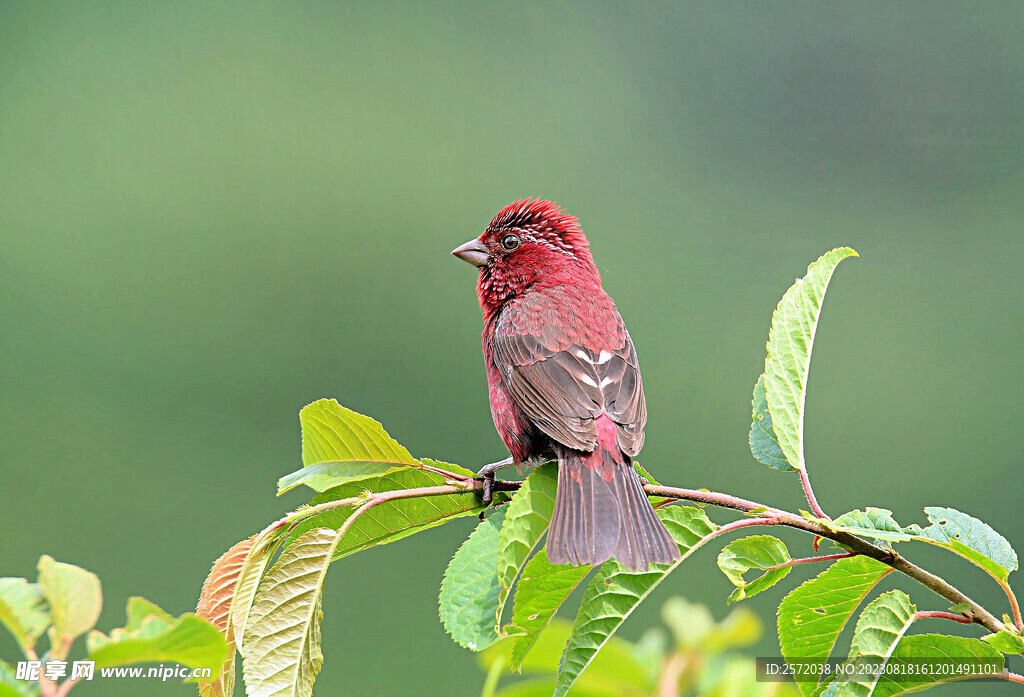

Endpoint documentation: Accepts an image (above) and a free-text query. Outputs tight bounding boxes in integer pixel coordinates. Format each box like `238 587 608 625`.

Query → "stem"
657 652 689 697
25 648 55 697
768 552 856 571
711 517 778 537
53 678 79 697
640 483 1005 634
798 467 829 520
998 579 1023 631
479 656 504 697
913 610 974 625
993 671 1024 685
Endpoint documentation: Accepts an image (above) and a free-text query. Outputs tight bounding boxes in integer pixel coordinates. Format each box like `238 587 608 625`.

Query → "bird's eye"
500 234 521 251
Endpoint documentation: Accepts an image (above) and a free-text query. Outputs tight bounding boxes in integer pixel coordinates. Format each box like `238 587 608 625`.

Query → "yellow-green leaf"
0 579 50 651
37 556 101 644
763 248 857 471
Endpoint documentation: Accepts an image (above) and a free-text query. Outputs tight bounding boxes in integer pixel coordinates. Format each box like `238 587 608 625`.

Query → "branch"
642 483 1005 634
277 466 1007 636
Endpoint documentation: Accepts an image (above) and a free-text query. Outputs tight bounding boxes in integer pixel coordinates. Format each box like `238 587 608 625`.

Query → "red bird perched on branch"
452 199 680 571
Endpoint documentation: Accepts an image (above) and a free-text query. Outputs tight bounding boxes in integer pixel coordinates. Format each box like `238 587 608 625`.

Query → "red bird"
452 199 680 571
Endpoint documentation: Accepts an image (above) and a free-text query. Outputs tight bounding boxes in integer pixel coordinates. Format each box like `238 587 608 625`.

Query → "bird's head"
452 198 600 311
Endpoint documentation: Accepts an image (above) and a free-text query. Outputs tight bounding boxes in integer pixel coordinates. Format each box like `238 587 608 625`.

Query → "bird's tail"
546 445 681 572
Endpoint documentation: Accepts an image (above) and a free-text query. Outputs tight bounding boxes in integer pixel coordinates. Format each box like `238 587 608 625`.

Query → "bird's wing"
491 306 647 456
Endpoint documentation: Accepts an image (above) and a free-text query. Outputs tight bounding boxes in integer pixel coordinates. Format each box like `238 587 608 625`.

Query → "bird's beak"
451 239 490 267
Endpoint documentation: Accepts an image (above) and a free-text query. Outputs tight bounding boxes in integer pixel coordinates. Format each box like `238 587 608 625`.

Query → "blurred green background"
2 1 1023 695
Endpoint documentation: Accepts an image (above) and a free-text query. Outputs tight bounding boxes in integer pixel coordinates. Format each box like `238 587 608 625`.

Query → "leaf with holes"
830 509 911 544
553 506 719 697
763 248 857 472
439 508 506 651
505 548 590 671
0 579 50 652
241 528 341 697
717 535 792 604
872 634 1003 696
904 507 1018 582
778 556 892 695
749 373 793 471
496 464 558 633
830 590 916 696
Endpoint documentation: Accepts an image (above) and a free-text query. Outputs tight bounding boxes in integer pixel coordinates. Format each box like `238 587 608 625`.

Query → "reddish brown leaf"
196 535 256 697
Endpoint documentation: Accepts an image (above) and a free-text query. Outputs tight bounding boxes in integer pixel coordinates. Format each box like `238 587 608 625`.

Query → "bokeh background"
2 2 1023 695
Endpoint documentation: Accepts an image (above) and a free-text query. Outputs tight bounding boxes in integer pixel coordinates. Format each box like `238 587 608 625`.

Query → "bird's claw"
476 457 514 507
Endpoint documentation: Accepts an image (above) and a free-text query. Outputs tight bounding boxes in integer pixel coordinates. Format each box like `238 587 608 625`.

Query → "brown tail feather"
547 447 681 571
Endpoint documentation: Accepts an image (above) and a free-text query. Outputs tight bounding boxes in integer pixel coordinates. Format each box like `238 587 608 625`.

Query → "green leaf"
778 556 892 695
0 660 40 697
497 464 558 629
481 618 655 695
506 548 590 671
830 509 911 544
904 506 1018 581
299 398 417 466
37 556 102 644
706 656 804 697
947 602 973 615
493 680 608 697
749 373 793 471
439 508 505 651
86 598 228 672
631 462 661 486
717 535 792 604
632 462 672 506
241 527 340 697
831 590 916 696
553 506 719 697
277 399 428 494
983 629 1024 655
762 247 857 471
871 634 1003 697
286 460 493 561
230 534 282 649
0 578 51 651
660 597 762 652
277 460 416 495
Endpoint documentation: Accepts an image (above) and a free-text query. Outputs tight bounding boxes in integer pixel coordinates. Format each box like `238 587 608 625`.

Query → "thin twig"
24 647 54 697
767 552 856 571
53 677 79 697
989 671 1024 685
913 610 974 625
798 467 829 520
999 579 1023 631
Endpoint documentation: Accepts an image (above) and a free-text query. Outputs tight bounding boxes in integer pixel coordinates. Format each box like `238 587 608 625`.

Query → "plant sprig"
189 248 1024 697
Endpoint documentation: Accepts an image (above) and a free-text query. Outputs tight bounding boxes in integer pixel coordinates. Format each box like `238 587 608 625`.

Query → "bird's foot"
477 457 514 506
